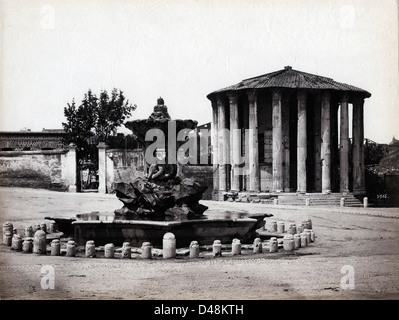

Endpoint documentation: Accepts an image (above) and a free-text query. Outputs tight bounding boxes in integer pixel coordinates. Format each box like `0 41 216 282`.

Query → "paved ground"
0 187 398 300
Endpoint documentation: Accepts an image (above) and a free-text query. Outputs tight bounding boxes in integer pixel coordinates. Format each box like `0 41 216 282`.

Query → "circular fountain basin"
59 210 273 248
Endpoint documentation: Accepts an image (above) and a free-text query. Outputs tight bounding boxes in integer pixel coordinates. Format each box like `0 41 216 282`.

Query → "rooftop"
207 66 371 99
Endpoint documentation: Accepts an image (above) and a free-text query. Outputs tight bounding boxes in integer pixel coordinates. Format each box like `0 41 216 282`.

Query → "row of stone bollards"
3 221 315 259
265 217 312 234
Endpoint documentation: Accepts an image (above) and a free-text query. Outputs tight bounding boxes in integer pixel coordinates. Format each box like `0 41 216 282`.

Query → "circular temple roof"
207 66 371 99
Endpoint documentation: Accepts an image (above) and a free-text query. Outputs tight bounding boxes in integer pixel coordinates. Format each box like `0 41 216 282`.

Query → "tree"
364 139 388 166
62 88 136 163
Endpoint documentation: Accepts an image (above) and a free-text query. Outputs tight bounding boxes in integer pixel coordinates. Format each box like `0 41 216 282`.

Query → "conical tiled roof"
207 66 371 99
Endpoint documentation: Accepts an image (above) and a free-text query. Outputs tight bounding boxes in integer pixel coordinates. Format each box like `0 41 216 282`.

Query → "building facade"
207 66 371 200
0 129 66 151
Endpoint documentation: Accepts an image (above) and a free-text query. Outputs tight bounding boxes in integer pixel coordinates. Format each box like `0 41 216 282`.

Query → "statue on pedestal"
148 97 171 121
113 97 207 218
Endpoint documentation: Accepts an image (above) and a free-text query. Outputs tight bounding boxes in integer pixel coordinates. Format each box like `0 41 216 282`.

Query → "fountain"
46 98 272 248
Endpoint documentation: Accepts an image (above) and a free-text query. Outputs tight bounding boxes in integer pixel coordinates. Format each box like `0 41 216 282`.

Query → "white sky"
0 0 398 144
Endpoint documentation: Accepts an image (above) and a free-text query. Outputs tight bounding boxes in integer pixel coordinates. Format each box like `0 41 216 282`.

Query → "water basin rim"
71 218 261 226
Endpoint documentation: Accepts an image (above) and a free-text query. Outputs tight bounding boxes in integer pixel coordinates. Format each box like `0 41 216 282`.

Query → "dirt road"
0 187 398 300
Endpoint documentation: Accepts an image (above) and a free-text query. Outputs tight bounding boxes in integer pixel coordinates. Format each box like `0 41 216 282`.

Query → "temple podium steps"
229 192 364 207
275 193 364 207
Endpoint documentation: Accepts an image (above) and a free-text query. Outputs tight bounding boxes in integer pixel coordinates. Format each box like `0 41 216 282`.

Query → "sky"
0 0 398 144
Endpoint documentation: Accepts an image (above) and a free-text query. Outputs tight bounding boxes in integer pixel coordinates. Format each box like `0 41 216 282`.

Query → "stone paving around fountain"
0 187 399 300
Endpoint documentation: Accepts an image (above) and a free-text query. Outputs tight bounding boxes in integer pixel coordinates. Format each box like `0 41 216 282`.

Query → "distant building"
0 128 66 151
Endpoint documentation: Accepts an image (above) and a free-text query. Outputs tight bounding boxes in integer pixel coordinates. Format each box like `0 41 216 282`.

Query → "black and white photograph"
0 0 398 307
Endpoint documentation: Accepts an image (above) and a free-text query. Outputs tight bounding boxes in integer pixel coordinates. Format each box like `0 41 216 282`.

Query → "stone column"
247 90 260 192
297 90 307 194
340 93 350 194
352 96 365 195
331 102 339 192
211 99 219 194
241 103 249 191
217 96 228 192
65 143 77 192
320 91 332 194
272 89 283 192
228 93 240 191
281 94 290 192
97 142 108 194
313 95 322 192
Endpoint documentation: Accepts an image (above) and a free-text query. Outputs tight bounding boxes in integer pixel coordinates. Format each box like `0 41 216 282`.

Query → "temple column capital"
271 88 282 101
246 89 257 104
340 92 350 103
297 90 308 102
321 90 331 102
227 92 238 105
216 94 225 106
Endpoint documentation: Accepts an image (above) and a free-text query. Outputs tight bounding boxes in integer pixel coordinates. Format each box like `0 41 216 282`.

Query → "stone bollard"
287 223 297 235
262 218 268 230
162 232 176 259
363 197 368 208
283 234 295 251
340 198 345 207
300 233 308 247
40 222 47 233
304 229 312 244
85 240 96 258
33 230 47 254
22 239 33 253
294 234 301 249
121 242 132 259
11 234 23 251
273 198 278 205
3 222 13 244
24 226 34 237
277 222 285 233
189 241 200 258
66 240 77 257
232 238 241 255
212 240 222 257
297 223 304 234
269 221 277 232
269 237 278 253
51 239 61 256
104 243 115 258
309 230 316 243
49 222 58 233
253 238 262 254
4 231 13 247
305 198 310 206
141 242 152 259
302 217 312 230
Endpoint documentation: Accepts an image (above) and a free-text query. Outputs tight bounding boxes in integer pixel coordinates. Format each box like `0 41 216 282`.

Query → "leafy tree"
62 88 136 164
364 139 388 166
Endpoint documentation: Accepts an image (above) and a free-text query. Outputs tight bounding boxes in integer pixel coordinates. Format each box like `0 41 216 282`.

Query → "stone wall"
106 149 146 192
260 164 273 192
0 148 76 191
385 173 399 207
